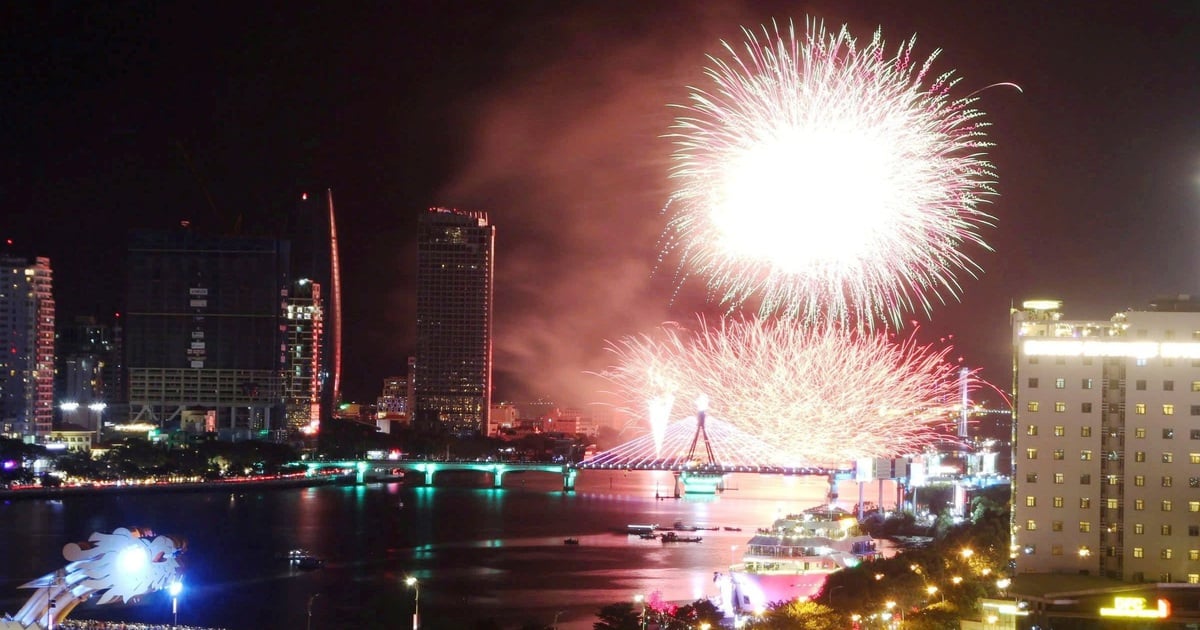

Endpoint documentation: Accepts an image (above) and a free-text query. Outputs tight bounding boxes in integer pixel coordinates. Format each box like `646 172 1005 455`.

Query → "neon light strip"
1023 339 1200 359
327 189 343 404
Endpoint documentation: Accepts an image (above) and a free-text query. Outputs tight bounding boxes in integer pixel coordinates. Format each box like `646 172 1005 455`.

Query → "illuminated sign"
1099 596 1170 619
1023 340 1200 359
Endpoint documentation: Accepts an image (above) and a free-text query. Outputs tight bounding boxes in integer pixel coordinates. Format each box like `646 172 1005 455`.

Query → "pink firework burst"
663 19 998 328
597 317 975 466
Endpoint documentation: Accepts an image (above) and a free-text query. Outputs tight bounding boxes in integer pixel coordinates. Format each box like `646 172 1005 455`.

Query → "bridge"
304 459 579 491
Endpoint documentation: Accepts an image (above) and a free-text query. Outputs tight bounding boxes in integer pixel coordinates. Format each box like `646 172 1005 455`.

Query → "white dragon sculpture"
2 527 184 630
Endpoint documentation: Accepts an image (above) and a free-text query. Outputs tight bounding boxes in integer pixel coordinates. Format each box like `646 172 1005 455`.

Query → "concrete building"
414 208 494 436
1012 297 1200 584
0 254 54 439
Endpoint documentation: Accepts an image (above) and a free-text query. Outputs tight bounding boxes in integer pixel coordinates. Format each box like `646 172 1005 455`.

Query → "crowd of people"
59 621 227 630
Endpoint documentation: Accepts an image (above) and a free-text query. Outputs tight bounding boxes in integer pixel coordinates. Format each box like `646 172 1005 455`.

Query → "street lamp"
927 585 943 603
406 577 420 629
633 594 647 630
169 580 182 626
307 592 320 630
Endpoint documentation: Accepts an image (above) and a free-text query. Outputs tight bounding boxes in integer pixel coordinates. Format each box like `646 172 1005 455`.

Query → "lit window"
1164 428 1176 439
1054 425 1065 437
1079 522 1091 533
1026 520 1037 531
1055 402 1066 413
1053 449 1064 460
1163 525 1173 535
1055 378 1065 389
1135 451 1146 463
1107 475 1120 485
1135 523 1145 535
1162 548 1174 560
1054 473 1065 485
1081 450 1093 461
1053 496 1064 508
1191 501 1200 513
1106 498 1119 509
1164 453 1175 464
1135 404 1147 415
1026 448 1038 460
1164 404 1176 416
1135 499 1145 511
1026 425 1038 436
1192 381 1200 392
1081 426 1092 437
1191 550 1200 561
1188 574 1199 584
1164 476 1174 487
1082 378 1093 389
1163 500 1174 511
1080 497 1091 508
1136 427 1146 438
1026 496 1037 507
1027 401 1039 412
1134 547 1144 558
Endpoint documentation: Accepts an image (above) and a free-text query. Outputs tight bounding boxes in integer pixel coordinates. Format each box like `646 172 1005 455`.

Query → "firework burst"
663 19 998 328
597 317 972 466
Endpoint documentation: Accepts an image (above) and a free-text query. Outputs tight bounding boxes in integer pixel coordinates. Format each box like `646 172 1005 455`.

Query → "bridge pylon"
674 409 726 495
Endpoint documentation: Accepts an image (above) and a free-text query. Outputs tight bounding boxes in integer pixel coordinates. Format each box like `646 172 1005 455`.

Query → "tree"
745 600 847 630
593 602 641 630
657 599 723 630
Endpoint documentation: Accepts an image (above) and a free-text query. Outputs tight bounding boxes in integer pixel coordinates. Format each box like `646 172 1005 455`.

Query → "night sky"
4 2 1199 408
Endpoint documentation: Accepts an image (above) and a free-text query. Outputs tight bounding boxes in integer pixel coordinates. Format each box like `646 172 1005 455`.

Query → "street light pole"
406 576 420 629
169 580 182 627
306 592 320 630
634 594 647 630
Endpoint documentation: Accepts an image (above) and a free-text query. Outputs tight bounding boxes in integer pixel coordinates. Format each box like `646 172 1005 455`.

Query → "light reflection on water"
0 472 896 629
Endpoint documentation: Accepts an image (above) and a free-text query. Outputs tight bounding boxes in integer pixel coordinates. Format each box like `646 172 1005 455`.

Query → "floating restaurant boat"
660 531 703 543
563 538 580 545
730 505 881 613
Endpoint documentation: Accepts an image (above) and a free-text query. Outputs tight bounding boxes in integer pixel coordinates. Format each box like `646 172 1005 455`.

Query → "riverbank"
0 474 351 501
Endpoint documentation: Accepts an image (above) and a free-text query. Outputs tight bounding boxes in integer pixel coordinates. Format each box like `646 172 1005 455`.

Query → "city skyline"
3 2 1199 406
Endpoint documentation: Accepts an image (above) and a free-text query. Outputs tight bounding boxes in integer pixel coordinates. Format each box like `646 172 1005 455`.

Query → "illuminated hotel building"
0 254 55 438
1013 297 1200 584
415 208 494 436
282 280 323 434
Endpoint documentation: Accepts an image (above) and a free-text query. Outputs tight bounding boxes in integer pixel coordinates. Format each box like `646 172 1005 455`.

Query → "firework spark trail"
597 317 974 466
663 19 997 328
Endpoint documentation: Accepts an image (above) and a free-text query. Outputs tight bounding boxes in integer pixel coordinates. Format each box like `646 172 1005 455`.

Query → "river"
0 470 896 629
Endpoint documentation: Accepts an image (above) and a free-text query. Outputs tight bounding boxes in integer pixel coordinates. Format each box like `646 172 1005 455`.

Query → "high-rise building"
281 279 323 435
56 315 123 433
125 228 289 437
0 254 54 438
414 207 494 436
1012 297 1200 584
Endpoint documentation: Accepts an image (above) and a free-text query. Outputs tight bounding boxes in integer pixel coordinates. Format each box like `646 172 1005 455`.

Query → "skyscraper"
0 254 54 438
125 227 289 436
415 207 494 436
1012 297 1200 584
291 189 342 429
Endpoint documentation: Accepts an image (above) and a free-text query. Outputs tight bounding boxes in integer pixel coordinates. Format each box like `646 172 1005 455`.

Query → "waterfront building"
1012 297 1200 583
56 315 123 433
0 254 55 439
415 208 494 436
125 228 289 437
282 279 323 435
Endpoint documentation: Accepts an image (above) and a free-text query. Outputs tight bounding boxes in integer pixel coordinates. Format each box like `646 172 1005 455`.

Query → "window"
1165 428 1176 439
1026 448 1038 460
1135 523 1145 535
1027 401 1040 412
1192 478 1200 488
1192 454 1200 464
1055 378 1065 389
1079 522 1091 533
1134 547 1145 558
1055 402 1066 413
1136 427 1146 438
1081 402 1093 413
1054 425 1065 437
1136 379 1147 390
1052 521 1063 531
1164 453 1175 464
1026 425 1038 436
1189 575 1200 585
1164 404 1176 416
1165 380 1175 391
1026 472 1039 483
1135 499 1145 511
1081 450 1093 461
1193 429 1200 439
1107 475 1120 486
1191 525 1200 537
1135 451 1146 463
1028 378 1039 388
1026 496 1037 507
1190 501 1200 513
1192 406 1200 417
1163 525 1174 536
1163 500 1174 511
1164 476 1174 487
1135 404 1147 415
1135 475 1145 486
1080 497 1091 508
1191 550 1200 561
1082 378 1093 389
1053 449 1064 460
1026 520 1037 531
1080 474 1091 485
1053 496 1064 508
1054 473 1065 485
1051 544 1063 556
1106 498 1119 509
1163 549 1174 560
1081 426 1092 437
1192 381 1200 392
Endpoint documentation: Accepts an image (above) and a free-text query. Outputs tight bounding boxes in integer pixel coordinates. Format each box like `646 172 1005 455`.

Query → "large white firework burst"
663 19 997 328
597 317 971 466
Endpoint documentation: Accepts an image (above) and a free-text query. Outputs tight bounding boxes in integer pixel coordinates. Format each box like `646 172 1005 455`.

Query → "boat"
723 526 742 532
563 538 580 545
660 531 702 543
729 505 881 614
638 533 659 540
626 524 658 536
672 520 699 531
